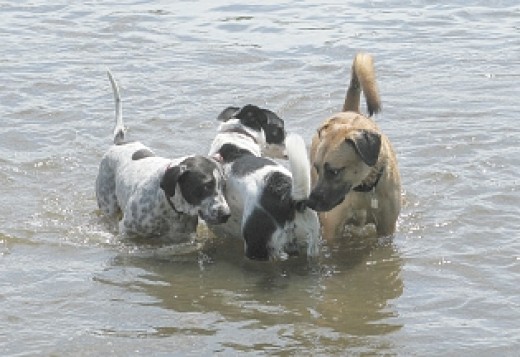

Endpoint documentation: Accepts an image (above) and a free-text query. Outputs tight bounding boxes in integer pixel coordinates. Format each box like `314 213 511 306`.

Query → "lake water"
1 1 519 355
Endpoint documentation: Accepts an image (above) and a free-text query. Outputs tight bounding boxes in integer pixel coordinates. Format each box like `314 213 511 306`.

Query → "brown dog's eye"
324 166 344 179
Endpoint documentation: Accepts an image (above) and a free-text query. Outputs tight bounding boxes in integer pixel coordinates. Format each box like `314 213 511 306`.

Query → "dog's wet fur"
307 53 401 240
95 70 230 242
208 105 320 260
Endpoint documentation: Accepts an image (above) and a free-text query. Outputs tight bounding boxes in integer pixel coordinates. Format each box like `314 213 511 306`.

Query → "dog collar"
164 163 184 216
222 127 258 144
164 193 184 215
353 167 384 193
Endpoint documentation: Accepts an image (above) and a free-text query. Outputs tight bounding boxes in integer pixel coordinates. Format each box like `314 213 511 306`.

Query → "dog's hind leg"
95 158 121 217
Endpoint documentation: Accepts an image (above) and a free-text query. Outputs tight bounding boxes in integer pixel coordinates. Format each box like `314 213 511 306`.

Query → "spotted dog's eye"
199 180 215 196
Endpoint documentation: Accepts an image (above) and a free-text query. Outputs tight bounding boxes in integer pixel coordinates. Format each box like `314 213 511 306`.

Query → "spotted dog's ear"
160 164 187 197
346 129 381 167
217 106 240 122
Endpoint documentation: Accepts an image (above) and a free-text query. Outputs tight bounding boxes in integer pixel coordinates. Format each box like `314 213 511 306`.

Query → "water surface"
1 1 519 355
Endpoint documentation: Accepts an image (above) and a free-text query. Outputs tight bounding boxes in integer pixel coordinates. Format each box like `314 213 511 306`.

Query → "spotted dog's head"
160 155 231 224
217 104 287 158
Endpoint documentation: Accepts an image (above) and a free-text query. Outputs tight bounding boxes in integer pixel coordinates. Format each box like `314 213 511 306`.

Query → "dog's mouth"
307 186 350 212
199 209 231 225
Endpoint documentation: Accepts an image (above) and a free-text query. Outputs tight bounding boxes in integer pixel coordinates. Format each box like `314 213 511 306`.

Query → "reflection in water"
96 236 403 353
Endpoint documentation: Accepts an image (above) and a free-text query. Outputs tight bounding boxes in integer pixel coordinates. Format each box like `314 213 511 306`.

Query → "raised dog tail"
285 133 311 202
342 52 382 117
107 69 125 145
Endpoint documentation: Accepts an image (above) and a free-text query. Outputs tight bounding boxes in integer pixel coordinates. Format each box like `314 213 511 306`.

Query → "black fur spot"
260 171 295 226
242 208 277 260
217 143 254 163
132 148 155 160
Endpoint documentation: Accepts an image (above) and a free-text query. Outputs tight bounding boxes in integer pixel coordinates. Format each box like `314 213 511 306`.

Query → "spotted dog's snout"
215 208 231 224
199 196 231 225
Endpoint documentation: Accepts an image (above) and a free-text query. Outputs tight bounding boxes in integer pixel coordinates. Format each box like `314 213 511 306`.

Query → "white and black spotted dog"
96 70 231 243
208 105 320 260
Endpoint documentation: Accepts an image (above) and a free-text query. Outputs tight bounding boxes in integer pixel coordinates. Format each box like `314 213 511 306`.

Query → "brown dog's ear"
346 129 381 167
160 164 187 197
217 106 240 122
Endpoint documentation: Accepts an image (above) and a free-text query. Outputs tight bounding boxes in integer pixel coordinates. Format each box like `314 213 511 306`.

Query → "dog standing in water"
208 105 320 260
307 53 401 240
96 71 230 243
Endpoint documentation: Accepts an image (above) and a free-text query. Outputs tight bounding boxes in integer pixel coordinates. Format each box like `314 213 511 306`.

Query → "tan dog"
306 53 401 240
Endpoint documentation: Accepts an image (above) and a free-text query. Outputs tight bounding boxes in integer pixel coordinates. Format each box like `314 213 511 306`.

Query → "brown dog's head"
307 127 381 212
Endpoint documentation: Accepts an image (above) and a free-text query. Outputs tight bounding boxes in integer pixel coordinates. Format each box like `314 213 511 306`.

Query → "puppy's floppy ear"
346 129 381 167
217 106 240 122
262 109 283 126
160 164 187 197
233 104 266 131
262 109 286 144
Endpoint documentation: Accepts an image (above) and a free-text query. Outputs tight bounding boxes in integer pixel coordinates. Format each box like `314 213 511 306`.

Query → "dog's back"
219 154 295 259
96 141 154 216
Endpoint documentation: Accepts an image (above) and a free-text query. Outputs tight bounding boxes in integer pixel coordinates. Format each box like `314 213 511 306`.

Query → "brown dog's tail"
342 53 381 117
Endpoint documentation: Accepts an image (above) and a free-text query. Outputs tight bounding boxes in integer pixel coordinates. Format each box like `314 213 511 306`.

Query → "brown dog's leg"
319 209 347 241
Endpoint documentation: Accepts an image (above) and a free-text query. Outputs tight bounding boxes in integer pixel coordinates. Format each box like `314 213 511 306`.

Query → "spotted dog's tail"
107 69 125 145
342 52 382 117
285 133 312 202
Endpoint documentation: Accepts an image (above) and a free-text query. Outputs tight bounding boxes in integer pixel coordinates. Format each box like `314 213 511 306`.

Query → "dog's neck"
164 193 185 216
221 126 259 144
353 163 384 193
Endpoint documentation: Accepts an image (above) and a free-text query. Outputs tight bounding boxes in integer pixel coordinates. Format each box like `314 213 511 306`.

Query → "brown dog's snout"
307 185 348 212
306 191 322 211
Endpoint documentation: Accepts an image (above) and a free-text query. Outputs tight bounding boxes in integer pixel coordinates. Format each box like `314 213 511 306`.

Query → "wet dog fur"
307 53 401 240
208 105 320 260
96 70 230 242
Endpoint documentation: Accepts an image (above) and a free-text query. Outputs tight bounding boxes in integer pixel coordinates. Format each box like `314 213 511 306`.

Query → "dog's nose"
219 212 231 223
306 192 319 210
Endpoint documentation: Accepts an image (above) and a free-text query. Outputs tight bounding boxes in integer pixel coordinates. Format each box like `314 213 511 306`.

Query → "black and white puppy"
96 70 230 242
208 105 320 260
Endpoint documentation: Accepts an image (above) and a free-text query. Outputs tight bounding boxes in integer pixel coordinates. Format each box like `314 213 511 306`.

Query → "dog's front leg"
319 208 348 241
